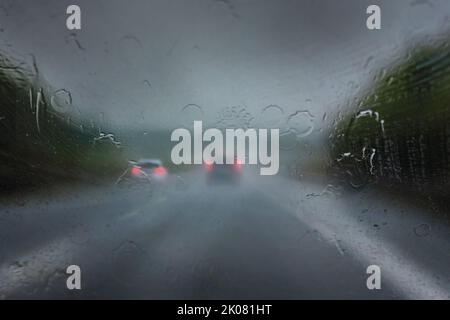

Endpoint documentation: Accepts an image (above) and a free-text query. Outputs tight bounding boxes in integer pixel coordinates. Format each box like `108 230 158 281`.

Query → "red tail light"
204 160 214 172
234 159 243 171
131 166 142 175
153 166 167 176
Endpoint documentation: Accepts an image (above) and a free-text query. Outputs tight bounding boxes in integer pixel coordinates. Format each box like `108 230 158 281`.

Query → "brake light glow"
153 166 167 176
204 160 214 172
234 159 243 171
131 166 142 175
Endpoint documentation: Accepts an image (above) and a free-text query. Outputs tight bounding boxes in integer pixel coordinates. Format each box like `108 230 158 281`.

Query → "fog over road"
0 169 449 299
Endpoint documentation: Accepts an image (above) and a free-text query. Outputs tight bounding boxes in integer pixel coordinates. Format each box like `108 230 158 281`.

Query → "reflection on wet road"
0 169 449 299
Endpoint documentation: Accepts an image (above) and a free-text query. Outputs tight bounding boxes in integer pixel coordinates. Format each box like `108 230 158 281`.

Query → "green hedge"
330 38 450 195
0 50 126 191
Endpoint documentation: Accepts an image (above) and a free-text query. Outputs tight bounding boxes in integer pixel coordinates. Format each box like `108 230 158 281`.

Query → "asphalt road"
0 168 449 299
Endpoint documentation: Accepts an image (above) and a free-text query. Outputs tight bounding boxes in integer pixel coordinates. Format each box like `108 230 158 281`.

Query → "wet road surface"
0 169 449 299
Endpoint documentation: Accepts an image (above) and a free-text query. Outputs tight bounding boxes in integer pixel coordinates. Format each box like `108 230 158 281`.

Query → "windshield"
138 162 161 169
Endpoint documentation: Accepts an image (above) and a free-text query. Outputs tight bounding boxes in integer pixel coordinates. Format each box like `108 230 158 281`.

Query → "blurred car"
204 157 242 184
120 159 168 186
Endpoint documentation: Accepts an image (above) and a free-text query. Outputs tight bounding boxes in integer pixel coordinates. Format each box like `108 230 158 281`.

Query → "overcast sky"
1 0 449 131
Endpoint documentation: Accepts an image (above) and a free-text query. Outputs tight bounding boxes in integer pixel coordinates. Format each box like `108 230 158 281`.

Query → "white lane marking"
256 178 450 300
